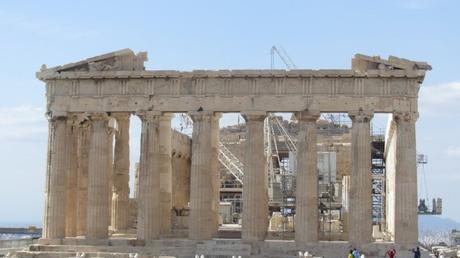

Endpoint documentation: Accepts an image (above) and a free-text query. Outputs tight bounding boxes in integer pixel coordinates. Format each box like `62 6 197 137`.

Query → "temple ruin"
16 49 431 257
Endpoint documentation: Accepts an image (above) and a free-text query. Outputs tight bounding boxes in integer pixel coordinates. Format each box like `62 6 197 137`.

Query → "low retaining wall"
0 238 34 249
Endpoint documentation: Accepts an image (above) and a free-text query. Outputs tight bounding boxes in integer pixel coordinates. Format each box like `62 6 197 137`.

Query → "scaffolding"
371 135 385 225
319 113 349 240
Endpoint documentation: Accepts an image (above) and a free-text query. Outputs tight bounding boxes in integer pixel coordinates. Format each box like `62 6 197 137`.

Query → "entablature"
38 49 430 114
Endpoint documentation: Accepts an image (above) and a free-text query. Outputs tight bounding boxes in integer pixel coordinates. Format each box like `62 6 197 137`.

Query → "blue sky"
0 0 459 226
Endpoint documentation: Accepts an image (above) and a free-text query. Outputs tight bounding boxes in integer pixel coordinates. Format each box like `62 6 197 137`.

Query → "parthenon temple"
18 49 431 257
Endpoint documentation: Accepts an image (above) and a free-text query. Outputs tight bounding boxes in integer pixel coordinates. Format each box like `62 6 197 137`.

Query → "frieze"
37 50 430 114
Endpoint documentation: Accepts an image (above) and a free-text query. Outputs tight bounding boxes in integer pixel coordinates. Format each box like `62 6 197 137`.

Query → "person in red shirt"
385 248 396 258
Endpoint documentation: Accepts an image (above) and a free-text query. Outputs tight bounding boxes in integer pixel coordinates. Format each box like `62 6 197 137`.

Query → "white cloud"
0 106 47 139
419 82 460 117
446 146 460 157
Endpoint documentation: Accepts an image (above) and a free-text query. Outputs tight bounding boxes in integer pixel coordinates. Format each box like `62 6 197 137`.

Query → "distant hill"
419 216 460 232
0 222 41 228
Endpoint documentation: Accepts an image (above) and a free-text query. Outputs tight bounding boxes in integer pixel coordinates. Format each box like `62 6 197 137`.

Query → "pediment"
40 48 148 74
352 54 431 72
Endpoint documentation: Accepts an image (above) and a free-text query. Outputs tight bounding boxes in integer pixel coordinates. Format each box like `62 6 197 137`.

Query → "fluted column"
111 113 130 233
341 175 351 239
107 125 114 229
189 111 219 240
211 114 221 233
86 113 110 239
242 111 268 241
65 115 79 237
294 111 319 244
137 111 161 241
159 114 173 235
393 112 418 244
134 163 140 199
42 113 69 242
348 110 373 245
76 120 90 237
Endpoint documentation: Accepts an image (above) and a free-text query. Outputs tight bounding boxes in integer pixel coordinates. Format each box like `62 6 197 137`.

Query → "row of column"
42 109 418 245
42 111 175 241
186 111 270 241
294 110 418 245
136 111 175 239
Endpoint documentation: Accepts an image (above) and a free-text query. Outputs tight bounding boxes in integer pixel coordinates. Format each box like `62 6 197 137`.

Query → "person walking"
386 248 396 258
412 246 421 258
352 248 361 258
347 249 354 258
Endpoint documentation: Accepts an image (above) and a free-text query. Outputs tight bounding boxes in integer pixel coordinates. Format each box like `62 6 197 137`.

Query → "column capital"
46 111 68 121
136 110 161 122
110 112 131 121
241 111 266 122
393 111 418 124
159 112 174 122
65 113 81 127
295 111 320 122
188 111 216 122
348 110 374 123
78 118 91 129
87 112 109 121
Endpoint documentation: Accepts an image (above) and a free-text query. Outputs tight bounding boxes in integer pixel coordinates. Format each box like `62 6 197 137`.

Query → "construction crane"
417 154 442 215
267 46 299 220
270 45 297 70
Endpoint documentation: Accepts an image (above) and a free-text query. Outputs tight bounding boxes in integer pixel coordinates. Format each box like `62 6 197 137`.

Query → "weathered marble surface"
36 49 429 249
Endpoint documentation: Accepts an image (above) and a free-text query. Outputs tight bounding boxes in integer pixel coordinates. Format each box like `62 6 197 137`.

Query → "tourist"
412 246 421 258
385 247 396 258
347 249 354 258
352 248 361 258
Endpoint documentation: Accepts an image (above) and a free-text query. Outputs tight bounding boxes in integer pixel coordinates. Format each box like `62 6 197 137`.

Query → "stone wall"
171 130 192 209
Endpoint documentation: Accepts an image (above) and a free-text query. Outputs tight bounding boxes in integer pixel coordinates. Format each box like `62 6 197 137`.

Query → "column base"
37 238 63 245
61 237 109 246
19 239 429 258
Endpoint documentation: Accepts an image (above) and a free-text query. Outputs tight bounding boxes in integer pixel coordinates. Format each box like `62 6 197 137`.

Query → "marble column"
111 113 130 233
189 111 219 240
294 111 319 244
76 120 90 237
65 115 79 237
348 110 373 245
133 163 140 199
393 112 418 244
137 111 161 240
341 175 351 240
211 114 221 232
86 113 110 239
171 153 181 209
159 114 173 235
42 113 69 241
242 111 268 241
107 125 114 229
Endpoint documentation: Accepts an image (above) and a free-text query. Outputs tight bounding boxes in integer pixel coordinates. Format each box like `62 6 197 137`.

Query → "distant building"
450 230 460 246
